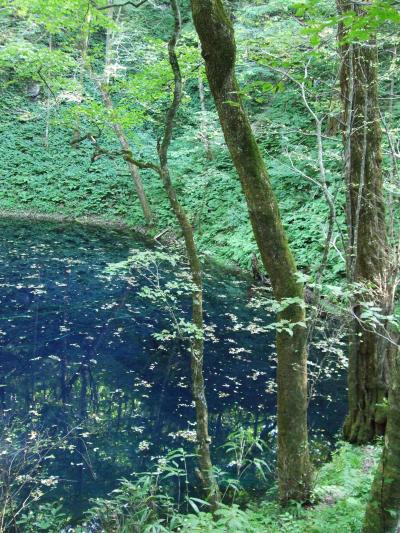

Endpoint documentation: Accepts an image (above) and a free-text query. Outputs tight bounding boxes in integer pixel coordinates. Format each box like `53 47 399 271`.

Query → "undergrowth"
0 85 345 281
39 443 379 533
167 443 379 533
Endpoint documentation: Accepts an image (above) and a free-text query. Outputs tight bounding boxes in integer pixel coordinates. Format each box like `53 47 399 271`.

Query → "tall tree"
336 0 389 444
362 332 400 532
125 0 220 507
190 0 311 503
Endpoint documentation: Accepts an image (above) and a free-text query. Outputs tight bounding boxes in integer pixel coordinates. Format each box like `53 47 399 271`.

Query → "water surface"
0 220 346 517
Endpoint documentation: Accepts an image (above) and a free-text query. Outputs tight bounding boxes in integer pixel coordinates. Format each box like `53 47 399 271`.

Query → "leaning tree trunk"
97 5 153 225
337 0 389 444
99 87 154 225
191 0 311 503
362 331 400 532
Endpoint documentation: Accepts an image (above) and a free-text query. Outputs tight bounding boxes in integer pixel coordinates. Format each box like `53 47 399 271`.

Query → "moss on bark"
191 0 311 503
156 0 220 507
337 0 389 444
362 337 400 532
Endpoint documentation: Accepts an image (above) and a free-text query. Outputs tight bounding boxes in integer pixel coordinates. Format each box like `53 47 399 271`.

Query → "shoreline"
0 208 251 279
0 208 141 232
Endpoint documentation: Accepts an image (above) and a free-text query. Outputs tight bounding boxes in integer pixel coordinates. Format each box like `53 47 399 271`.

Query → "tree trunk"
99 88 154 225
362 332 400 533
191 0 311 503
155 0 220 507
337 0 389 444
98 7 154 225
162 165 219 506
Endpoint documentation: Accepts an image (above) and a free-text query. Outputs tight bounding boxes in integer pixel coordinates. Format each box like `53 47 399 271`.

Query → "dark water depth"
0 220 346 517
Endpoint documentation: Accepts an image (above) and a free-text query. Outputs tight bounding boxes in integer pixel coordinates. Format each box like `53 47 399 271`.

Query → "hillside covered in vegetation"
0 0 399 531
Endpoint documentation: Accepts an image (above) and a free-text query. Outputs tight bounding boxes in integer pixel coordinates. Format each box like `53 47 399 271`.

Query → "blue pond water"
0 220 346 517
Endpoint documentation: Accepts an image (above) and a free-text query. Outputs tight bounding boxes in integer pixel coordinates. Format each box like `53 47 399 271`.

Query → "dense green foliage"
0 0 399 530
0 0 353 276
15 442 381 532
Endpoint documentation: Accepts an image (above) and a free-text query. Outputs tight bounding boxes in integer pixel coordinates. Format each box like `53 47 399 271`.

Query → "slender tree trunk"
363 331 400 533
337 0 389 444
190 0 311 503
99 87 154 224
97 7 154 225
159 155 218 505
129 0 219 506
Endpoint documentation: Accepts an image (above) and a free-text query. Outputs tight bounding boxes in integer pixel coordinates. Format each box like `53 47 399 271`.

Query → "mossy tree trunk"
362 332 400 532
337 0 389 444
191 0 311 503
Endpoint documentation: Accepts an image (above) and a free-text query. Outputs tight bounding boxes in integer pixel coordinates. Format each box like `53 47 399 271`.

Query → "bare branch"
91 0 148 10
37 67 56 100
70 133 98 146
122 150 161 173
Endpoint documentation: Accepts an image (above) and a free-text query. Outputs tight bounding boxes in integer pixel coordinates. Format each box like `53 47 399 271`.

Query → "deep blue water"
0 220 347 517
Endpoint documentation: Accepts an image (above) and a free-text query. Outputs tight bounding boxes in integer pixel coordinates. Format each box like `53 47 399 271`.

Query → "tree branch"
70 132 160 173
122 150 161 173
158 0 182 164
37 67 56 100
91 0 148 10
70 133 98 146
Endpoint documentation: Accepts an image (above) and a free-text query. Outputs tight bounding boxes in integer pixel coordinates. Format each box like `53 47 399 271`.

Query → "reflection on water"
0 220 346 517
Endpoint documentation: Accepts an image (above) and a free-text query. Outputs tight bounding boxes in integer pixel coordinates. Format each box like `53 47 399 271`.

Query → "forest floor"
167 443 381 532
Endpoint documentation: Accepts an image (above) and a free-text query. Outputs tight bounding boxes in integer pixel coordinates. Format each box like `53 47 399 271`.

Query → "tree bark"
337 0 389 444
99 87 154 225
156 0 220 507
190 0 311 503
98 5 154 225
362 332 400 533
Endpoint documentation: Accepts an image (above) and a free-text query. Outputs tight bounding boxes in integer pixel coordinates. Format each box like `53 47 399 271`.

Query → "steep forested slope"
0 0 350 276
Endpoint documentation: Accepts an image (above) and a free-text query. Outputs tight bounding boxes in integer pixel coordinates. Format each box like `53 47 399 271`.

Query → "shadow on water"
0 219 347 518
